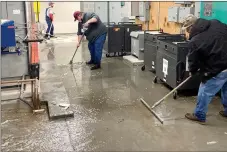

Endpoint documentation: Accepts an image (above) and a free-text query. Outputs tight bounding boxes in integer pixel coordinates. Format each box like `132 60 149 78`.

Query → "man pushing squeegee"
141 14 227 125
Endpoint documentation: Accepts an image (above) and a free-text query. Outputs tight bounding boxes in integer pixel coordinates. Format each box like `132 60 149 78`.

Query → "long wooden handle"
71 33 85 60
151 76 191 109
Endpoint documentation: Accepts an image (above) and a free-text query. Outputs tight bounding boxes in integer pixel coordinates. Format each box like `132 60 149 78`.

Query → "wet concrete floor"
2 34 227 151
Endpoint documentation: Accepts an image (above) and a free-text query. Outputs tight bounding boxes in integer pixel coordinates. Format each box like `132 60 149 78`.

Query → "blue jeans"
88 34 107 65
194 70 227 121
46 19 54 36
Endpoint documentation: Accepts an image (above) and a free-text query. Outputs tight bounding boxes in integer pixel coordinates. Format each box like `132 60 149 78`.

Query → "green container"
200 1 227 24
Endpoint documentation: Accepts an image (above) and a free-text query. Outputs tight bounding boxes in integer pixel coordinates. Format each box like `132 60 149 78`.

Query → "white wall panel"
81 2 94 12
94 2 108 23
39 2 80 34
121 2 131 19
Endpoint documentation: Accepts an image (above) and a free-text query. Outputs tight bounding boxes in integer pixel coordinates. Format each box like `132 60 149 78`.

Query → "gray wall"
109 2 132 23
194 2 201 18
95 2 108 23
80 2 132 24
81 2 95 12
109 2 121 23
1 1 29 79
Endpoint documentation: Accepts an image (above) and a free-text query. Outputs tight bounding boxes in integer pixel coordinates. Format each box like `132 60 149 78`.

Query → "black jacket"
188 18 227 81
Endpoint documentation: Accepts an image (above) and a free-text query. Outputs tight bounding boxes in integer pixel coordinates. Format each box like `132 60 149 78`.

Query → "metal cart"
130 30 145 60
118 22 142 54
142 32 185 73
155 39 201 99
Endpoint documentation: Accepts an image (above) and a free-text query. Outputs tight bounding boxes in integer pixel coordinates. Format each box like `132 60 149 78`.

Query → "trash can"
130 31 144 60
155 39 201 99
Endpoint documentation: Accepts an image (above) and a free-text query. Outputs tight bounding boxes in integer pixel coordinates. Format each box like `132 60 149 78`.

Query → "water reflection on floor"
2 35 227 152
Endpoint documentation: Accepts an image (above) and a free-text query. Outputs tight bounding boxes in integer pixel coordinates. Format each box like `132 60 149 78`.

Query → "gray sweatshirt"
77 12 107 43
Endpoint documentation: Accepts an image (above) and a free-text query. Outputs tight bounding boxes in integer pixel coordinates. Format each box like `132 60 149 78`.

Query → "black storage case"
155 39 201 98
104 22 142 57
142 33 186 73
118 22 142 53
104 22 125 57
142 31 169 72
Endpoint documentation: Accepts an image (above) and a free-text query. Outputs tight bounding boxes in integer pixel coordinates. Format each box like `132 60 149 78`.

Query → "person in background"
182 14 227 124
44 2 55 39
73 11 107 70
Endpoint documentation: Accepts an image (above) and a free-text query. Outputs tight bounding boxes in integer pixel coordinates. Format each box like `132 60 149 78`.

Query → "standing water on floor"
2 35 227 151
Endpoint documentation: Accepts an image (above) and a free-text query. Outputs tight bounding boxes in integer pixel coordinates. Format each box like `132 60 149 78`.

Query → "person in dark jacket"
182 14 227 124
73 11 107 70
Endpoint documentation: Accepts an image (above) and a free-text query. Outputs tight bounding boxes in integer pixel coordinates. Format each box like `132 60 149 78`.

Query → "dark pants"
46 19 54 36
88 34 107 65
195 70 227 121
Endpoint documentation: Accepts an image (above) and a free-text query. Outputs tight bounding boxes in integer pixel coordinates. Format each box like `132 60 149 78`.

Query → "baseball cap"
182 14 198 30
73 11 81 21
49 2 54 5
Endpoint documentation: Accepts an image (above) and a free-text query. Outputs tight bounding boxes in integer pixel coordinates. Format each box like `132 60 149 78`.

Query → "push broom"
69 32 85 65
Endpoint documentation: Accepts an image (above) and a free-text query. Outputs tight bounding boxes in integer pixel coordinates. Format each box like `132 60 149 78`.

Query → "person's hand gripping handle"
77 28 87 47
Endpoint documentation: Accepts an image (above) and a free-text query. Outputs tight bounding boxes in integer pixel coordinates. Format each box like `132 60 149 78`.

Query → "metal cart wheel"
150 69 155 73
173 91 177 99
141 65 145 71
106 53 110 58
153 76 158 83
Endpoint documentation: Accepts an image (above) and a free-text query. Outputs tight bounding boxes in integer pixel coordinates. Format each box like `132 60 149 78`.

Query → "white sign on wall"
13 9 20 15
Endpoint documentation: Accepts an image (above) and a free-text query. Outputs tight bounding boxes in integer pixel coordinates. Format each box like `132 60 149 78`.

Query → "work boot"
50 35 57 38
219 111 227 118
185 113 206 125
44 34 50 40
90 64 101 70
86 60 94 65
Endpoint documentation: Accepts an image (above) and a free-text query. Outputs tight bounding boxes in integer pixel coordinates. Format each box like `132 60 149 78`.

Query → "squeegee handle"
79 33 85 45
71 34 85 60
151 76 192 109
71 45 80 60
